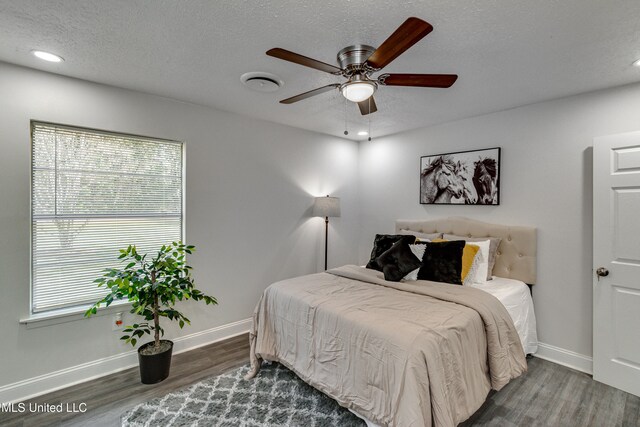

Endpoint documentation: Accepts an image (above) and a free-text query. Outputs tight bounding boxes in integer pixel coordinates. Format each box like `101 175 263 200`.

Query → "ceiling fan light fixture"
341 80 376 103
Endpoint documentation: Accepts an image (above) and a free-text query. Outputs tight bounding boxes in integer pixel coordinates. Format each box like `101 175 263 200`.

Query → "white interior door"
593 131 640 397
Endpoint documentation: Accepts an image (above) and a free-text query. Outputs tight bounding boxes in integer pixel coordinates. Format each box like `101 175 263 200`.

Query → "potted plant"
85 242 217 384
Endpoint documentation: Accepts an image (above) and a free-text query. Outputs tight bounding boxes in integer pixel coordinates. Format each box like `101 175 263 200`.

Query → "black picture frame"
419 147 501 205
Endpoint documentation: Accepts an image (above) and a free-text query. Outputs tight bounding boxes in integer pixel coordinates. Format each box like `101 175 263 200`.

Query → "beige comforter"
247 265 526 427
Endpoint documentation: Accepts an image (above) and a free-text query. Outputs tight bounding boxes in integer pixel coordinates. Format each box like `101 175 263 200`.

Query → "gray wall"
358 82 640 357
0 62 359 388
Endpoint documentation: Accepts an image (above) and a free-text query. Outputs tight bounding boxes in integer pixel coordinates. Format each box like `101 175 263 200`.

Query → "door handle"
596 267 609 280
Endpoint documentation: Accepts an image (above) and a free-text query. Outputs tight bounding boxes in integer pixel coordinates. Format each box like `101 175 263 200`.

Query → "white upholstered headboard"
395 217 537 284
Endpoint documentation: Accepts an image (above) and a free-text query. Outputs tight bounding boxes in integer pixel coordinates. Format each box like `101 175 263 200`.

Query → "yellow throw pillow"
461 244 480 283
432 238 480 283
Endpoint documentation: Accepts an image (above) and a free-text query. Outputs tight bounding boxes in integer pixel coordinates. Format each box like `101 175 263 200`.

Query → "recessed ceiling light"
31 50 64 63
357 131 369 136
633 58 640 67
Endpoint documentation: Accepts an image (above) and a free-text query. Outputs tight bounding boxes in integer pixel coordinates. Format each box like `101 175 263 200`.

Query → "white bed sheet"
468 276 538 355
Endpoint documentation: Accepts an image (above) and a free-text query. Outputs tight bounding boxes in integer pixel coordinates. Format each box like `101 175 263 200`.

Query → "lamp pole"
312 195 340 272
324 216 329 270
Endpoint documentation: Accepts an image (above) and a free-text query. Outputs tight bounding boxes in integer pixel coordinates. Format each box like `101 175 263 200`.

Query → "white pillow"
403 243 428 281
469 240 491 285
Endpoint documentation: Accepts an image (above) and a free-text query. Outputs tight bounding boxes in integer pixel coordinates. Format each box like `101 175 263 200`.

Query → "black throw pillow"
375 239 423 282
365 234 417 271
417 240 465 285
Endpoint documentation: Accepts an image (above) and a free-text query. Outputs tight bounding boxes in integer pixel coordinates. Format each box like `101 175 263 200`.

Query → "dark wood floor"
1 334 249 427
2 334 639 427
460 356 640 427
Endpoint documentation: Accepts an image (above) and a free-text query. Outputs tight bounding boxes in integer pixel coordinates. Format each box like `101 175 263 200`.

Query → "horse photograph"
420 147 500 205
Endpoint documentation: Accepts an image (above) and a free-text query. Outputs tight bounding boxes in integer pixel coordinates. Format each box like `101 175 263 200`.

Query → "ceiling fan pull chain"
343 96 349 135
368 97 372 141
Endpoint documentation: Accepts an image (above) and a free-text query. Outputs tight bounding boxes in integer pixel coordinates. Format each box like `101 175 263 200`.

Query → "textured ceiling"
1 0 640 140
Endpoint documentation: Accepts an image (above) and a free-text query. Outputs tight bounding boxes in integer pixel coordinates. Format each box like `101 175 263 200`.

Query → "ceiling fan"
266 17 458 116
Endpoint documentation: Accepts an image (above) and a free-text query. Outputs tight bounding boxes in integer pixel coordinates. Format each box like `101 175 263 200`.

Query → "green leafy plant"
85 242 217 352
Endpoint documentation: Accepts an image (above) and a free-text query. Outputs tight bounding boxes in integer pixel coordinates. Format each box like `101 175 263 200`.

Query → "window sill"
19 300 131 329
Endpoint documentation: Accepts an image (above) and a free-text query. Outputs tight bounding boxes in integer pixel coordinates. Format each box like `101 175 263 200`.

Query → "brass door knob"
596 267 609 278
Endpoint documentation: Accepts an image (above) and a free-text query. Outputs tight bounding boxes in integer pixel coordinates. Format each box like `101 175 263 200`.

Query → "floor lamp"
313 195 341 271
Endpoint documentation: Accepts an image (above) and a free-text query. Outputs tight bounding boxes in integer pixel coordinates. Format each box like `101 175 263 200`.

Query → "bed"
248 217 537 427
469 276 537 355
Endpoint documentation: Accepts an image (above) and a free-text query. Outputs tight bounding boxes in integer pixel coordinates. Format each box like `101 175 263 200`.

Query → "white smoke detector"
241 72 284 93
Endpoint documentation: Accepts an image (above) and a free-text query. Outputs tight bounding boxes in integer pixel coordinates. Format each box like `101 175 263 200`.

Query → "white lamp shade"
313 196 341 218
341 82 375 103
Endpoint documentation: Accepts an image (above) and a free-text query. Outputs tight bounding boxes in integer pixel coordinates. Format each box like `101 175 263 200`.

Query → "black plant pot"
138 340 173 384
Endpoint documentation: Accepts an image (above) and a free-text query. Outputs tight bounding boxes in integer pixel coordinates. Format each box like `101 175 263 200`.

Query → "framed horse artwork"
420 147 501 205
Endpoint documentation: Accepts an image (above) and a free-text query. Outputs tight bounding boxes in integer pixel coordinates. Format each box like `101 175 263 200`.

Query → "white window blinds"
31 122 183 313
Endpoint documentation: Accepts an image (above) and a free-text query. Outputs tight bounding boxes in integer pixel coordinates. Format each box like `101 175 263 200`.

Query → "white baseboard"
0 318 252 404
534 342 593 375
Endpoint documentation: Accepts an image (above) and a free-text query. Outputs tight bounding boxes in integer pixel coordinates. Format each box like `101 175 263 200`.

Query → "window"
31 122 183 313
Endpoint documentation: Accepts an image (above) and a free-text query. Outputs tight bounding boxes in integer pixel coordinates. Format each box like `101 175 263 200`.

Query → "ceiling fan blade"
267 48 342 74
378 73 458 88
279 84 340 104
357 96 378 115
365 17 433 70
